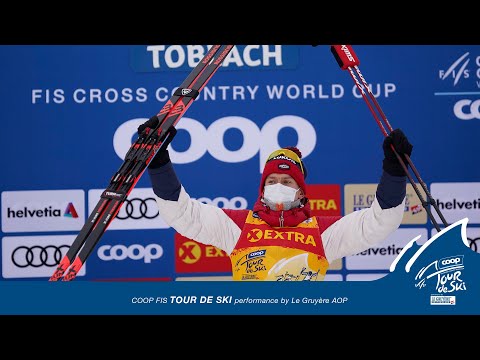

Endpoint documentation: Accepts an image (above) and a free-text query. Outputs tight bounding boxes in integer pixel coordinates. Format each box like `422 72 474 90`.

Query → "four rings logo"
2 235 86 279
117 197 159 220
12 245 69 268
468 237 480 252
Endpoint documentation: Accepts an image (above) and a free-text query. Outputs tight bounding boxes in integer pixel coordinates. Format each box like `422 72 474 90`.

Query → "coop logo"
97 244 163 263
113 115 317 173
453 99 480 120
192 196 248 209
130 45 299 72
2 190 85 233
415 255 467 297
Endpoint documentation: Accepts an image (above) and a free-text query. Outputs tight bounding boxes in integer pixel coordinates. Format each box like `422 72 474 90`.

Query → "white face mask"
263 183 300 204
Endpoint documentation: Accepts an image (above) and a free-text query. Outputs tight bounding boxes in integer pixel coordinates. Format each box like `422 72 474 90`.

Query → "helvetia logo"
64 202 78 218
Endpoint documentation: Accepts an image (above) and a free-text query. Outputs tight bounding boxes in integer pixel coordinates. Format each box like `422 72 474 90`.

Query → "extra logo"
246 228 317 247
306 184 341 216
175 234 231 274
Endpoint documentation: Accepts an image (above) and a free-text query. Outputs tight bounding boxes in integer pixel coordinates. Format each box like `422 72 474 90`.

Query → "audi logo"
117 197 159 220
468 237 480 252
454 99 480 120
12 245 69 268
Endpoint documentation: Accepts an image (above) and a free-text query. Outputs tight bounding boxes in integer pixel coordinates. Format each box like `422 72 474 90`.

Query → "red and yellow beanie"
259 146 308 196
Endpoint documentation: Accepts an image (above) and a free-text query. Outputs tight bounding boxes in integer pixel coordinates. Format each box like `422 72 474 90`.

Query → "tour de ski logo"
414 255 467 306
387 218 478 309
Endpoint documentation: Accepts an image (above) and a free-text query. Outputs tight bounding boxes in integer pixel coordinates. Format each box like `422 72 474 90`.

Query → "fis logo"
438 51 480 88
439 52 471 86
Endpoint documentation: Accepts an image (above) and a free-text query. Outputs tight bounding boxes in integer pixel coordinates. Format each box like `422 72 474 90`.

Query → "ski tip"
49 257 71 281
49 270 65 282
62 258 83 282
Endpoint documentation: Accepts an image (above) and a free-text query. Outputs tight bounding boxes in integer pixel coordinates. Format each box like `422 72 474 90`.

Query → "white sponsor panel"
346 273 388 281
88 188 169 230
324 274 343 281
431 226 480 253
347 273 388 281
1 190 85 233
113 115 317 173
431 182 480 224
346 228 428 270
2 235 86 279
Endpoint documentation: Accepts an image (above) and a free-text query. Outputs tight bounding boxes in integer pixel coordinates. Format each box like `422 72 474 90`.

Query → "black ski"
50 45 234 281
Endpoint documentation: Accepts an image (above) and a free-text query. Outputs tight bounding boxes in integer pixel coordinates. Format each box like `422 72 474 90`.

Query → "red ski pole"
330 45 449 232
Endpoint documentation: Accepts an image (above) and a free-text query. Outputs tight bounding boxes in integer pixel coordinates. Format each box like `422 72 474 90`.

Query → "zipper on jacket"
279 211 284 227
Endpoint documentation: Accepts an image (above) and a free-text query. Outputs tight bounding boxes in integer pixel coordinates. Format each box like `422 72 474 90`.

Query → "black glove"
382 128 413 176
137 116 177 169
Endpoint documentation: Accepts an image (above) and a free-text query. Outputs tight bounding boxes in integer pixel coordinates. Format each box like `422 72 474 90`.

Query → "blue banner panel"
0 220 478 315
